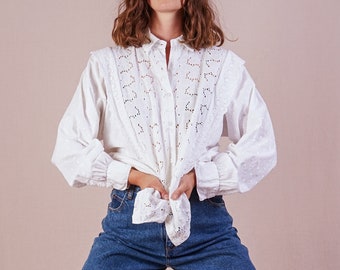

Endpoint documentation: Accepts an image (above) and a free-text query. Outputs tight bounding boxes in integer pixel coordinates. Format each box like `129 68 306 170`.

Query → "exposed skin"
128 0 196 201
148 0 184 63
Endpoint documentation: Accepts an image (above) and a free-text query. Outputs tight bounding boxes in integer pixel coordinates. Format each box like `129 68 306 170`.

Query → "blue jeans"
83 186 256 270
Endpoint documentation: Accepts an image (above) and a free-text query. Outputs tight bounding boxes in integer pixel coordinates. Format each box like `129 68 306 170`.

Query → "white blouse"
51 33 277 246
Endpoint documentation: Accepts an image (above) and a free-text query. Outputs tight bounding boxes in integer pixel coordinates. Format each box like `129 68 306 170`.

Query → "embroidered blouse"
51 33 277 246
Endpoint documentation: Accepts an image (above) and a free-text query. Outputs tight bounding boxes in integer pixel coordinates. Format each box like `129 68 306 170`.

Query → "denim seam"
108 191 128 212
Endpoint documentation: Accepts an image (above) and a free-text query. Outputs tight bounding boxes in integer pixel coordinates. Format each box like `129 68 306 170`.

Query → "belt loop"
127 185 135 200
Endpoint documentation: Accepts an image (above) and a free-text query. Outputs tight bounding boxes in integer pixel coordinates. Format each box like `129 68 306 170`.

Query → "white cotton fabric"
51 33 277 246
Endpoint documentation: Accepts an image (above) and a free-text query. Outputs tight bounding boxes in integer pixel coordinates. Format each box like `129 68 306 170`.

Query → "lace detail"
53 39 276 246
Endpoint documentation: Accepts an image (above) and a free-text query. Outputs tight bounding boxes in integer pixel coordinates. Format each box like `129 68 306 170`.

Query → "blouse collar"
143 30 194 53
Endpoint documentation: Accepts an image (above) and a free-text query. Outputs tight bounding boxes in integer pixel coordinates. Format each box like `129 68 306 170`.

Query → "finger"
160 191 169 200
154 182 169 200
171 184 187 200
185 189 192 199
158 186 169 200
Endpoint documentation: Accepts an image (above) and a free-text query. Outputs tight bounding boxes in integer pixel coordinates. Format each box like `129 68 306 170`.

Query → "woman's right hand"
128 168 169 200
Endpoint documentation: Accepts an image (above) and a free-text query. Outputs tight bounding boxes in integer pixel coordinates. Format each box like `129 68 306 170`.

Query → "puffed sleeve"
51 53 131 188
195 52 277 200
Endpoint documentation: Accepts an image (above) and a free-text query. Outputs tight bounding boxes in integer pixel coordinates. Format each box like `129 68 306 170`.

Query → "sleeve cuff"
213 153 239 194
194 161 220 201
195 152 241 200
106 160 131 190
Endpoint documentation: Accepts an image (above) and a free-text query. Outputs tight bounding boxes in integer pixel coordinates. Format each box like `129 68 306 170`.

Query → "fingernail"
163 194 169 200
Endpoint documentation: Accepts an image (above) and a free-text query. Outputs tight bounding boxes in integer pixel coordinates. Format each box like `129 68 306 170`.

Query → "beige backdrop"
1 0 339 269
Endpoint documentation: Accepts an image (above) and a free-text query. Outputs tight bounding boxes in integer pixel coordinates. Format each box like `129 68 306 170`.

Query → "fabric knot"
132 188 170 223
132 188 191 246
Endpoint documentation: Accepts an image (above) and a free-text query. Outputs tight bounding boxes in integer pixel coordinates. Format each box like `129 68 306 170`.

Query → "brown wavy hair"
112 0 225 50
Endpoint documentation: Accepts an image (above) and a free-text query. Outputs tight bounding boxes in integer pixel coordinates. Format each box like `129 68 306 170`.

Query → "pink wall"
1 0 339 269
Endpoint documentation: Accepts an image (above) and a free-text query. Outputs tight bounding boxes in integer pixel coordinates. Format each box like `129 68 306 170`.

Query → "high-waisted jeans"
83 185 256 270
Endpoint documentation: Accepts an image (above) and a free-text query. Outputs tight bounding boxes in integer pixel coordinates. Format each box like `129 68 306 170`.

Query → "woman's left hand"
171 170 196 200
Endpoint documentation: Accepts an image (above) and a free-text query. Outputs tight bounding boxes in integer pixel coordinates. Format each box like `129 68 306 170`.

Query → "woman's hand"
128 168 169 200
171 170 196 200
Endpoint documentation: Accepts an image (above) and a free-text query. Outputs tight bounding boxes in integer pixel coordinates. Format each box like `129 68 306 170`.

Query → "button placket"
158 44 177 170
166 47 180 169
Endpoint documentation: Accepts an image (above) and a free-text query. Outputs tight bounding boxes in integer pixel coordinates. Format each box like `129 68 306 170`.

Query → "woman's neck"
149 10 183 42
